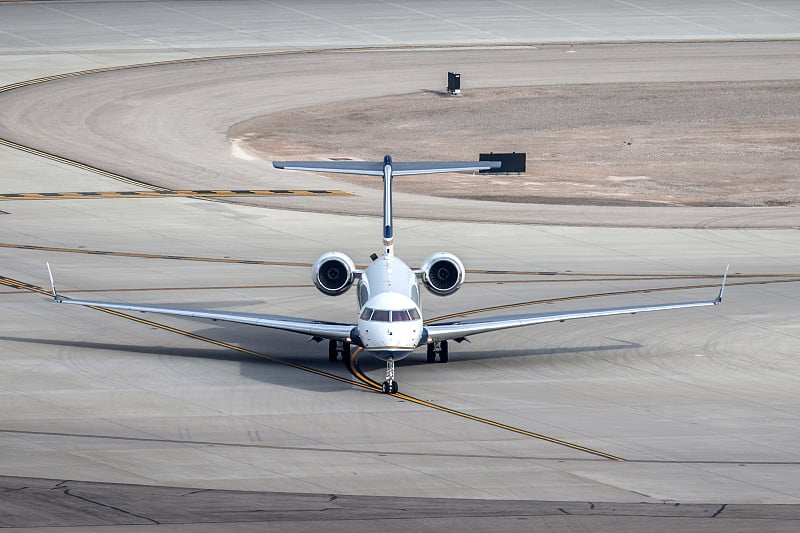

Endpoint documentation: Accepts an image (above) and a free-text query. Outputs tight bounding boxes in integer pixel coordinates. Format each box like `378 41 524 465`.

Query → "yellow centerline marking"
345 348 624 461
0 275 371 390
0 138 165 190
4 273 624 460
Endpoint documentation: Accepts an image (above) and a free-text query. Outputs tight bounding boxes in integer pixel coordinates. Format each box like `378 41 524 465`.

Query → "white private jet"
49 155 726 394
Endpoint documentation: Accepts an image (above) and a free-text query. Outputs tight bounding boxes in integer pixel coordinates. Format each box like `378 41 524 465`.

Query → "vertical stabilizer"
382 155 394 256
272 156 500 258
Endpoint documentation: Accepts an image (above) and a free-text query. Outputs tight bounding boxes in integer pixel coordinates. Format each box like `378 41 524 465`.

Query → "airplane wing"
54 296 355 339
426 277 727 342
46 263 355 341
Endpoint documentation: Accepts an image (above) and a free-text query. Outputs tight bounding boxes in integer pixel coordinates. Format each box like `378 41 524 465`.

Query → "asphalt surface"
1 2 799 532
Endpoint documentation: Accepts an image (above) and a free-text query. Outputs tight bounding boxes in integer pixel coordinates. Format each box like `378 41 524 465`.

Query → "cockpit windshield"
360 307 420 322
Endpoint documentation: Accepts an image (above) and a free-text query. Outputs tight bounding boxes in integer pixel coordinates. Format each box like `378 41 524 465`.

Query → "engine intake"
420 252 465 296
313 252 356 295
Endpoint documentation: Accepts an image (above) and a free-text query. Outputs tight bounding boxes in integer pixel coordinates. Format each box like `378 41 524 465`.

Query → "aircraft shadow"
0 334 354 393
354 339 643 372
0 335 248 362
2 332 642 392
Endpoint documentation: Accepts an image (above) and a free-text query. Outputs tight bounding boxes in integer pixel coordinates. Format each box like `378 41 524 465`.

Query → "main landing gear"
381 357 398 394
426 341 449 363
328 340 350 362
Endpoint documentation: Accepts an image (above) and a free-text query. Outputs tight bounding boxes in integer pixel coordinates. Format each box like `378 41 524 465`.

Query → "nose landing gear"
381 357 398 394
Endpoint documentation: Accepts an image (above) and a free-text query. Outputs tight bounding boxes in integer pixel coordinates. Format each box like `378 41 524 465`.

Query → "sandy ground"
232 80 799 207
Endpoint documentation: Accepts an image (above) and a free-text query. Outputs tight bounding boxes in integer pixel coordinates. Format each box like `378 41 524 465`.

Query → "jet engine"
420 252 465 296
312 251 356 295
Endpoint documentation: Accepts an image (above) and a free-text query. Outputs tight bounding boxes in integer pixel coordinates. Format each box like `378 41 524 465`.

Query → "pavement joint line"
3 241 798 279
2 428 800 464
0 190 352 200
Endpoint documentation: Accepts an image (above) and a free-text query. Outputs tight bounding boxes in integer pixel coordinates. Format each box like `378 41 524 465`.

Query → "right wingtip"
715 264 730 305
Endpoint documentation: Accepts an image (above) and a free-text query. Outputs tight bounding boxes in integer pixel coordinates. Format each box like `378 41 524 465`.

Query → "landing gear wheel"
381 380 398 394
428 341 450 363
328 340 338 362
328 340 351 363
426 343 436 363
341 341 350 361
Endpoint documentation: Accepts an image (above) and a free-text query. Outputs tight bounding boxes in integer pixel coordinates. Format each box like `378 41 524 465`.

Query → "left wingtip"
46 262 61 302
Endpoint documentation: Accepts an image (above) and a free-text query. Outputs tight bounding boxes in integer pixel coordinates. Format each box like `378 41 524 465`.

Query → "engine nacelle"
312 251 356 296
420 252 465 296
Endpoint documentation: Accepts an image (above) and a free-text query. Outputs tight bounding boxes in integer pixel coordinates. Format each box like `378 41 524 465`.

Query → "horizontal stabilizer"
392 161 500 175
273 160 501 176
273 161 385 175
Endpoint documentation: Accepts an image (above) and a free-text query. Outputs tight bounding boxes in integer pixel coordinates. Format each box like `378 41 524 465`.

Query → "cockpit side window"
360 308 373 320
408 308 420 320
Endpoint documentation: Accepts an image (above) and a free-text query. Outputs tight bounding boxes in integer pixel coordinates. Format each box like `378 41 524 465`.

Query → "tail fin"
273 156 501 256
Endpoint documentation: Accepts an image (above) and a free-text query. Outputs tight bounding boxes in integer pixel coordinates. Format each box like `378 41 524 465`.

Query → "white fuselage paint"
356 255 424 361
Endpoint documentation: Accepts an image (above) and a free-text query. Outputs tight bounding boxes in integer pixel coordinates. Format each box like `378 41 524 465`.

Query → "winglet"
714 264 729 304
46 262 61 302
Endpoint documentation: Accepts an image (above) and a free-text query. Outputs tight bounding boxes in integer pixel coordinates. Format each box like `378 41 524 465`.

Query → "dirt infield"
232 80 799 207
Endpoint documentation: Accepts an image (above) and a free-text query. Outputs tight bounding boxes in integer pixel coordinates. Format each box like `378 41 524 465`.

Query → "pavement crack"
182 489 212 496
63 488 160 525
711 503 727 518
1 486 27 492
558 507 570 515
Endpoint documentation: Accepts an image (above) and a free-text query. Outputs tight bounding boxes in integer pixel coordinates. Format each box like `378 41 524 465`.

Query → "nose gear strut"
381 357 398 394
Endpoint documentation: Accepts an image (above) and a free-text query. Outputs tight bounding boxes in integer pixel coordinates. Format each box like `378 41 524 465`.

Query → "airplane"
48 155 727 394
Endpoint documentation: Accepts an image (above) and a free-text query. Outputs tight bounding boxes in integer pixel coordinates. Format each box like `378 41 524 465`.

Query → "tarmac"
1 1 799 531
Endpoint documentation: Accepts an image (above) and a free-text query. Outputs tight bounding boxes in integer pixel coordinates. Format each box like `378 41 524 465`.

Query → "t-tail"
382 155 394 255
273 155 500 256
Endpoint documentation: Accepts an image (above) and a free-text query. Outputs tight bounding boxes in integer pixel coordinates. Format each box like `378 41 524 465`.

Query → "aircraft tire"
328 340 338 362
440 341 449 363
